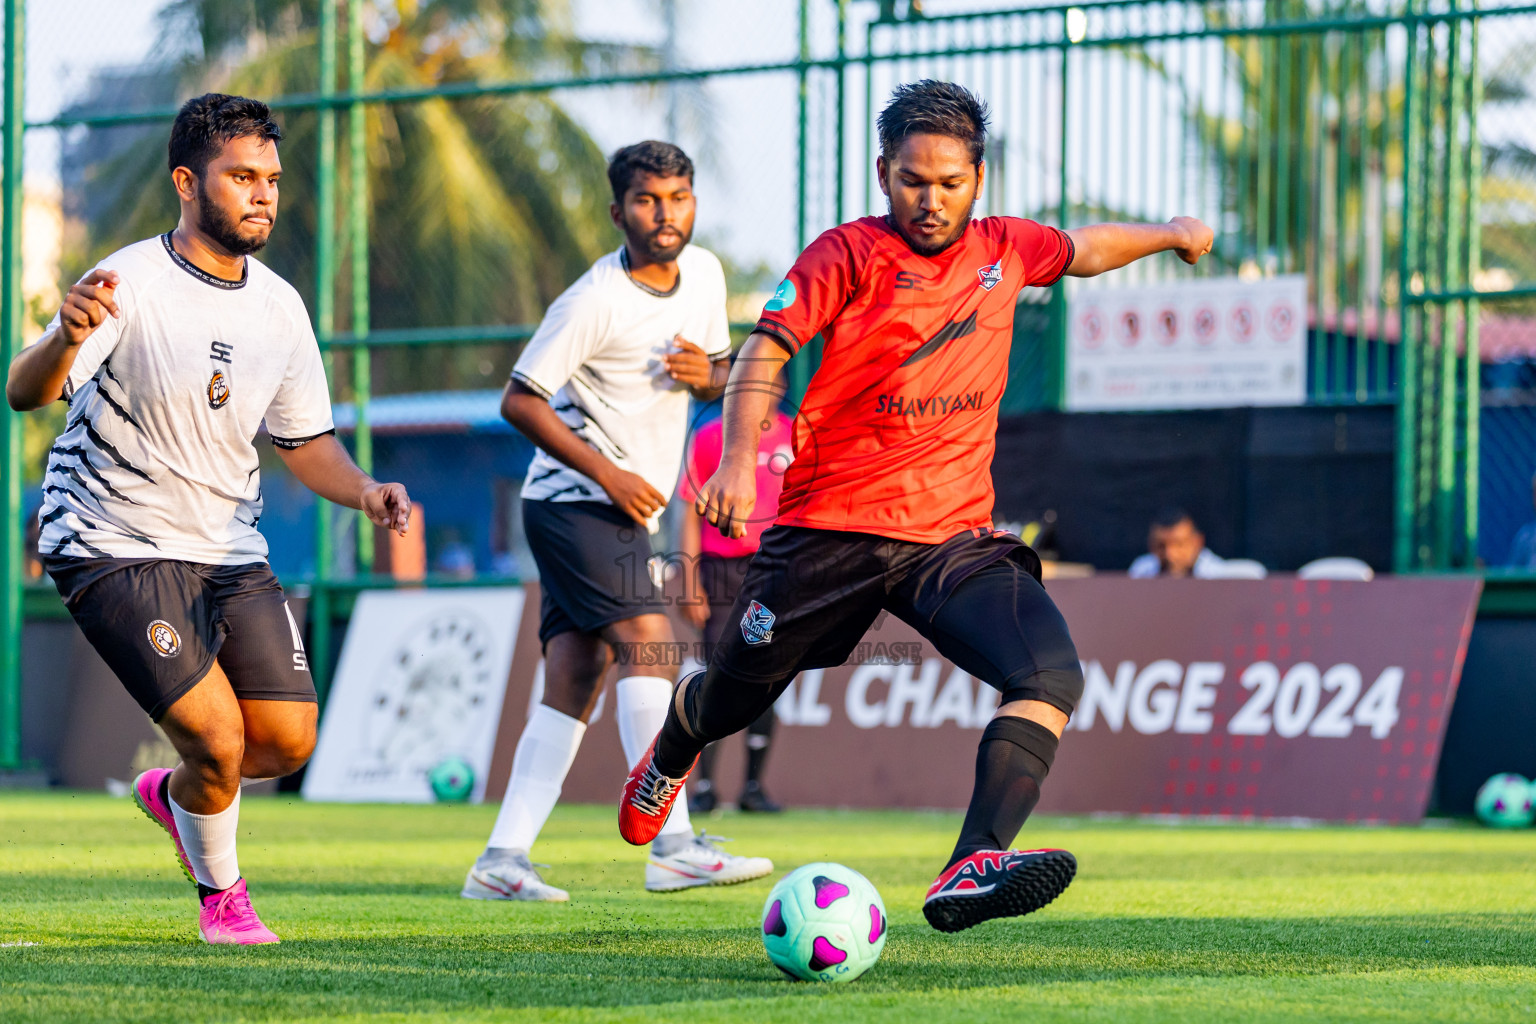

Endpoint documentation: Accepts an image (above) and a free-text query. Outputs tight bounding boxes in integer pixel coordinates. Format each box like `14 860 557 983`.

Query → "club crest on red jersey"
976 262 1003 291
740 599 775 645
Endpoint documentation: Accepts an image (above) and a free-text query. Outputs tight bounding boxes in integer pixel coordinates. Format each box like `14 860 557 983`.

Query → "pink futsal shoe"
922 848 1077 933
199 878 280 945
132 768 195 885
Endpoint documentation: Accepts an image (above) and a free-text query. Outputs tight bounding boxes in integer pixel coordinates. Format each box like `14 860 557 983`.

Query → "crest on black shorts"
147 619 182 658
976 262 1003 291
207 370 230 409
741 600 775 645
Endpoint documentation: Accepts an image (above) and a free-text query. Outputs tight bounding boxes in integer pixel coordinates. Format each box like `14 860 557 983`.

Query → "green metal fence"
4 0 1536 770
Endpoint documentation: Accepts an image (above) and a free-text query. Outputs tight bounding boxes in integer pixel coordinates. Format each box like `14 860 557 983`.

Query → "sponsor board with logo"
1067 275 1307 411
508 575 1478 823
34 574 1477 822
304 588 524 802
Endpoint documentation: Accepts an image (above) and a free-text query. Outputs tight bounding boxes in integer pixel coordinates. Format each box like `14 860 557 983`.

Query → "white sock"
485 704 586 853
615 676 693 839
170 788 242 891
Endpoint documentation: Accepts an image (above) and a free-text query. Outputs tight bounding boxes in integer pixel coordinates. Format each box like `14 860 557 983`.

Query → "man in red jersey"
618 80 1213 933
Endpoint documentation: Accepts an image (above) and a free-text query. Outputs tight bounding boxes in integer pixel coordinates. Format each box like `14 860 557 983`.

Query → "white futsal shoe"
645 832 773 892
461 849 569 902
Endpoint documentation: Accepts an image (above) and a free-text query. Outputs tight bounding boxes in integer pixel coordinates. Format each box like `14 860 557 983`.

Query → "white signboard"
303 587 524 803
1066 275 1307 410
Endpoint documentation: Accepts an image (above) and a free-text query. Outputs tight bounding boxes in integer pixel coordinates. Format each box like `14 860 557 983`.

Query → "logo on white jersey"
147 620 182 657
207 370 230 409
741 600 775 645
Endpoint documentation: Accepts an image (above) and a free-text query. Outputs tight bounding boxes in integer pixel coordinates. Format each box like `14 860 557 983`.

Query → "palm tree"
1480 53 1536 310
65 0 664 394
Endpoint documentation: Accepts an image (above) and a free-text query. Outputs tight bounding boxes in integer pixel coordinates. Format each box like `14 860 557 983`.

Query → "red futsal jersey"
754 214 1073 544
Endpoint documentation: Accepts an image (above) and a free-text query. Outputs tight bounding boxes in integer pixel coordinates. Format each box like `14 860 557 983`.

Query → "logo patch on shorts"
147 620 182 658
741 600 775 645
207 370 230 409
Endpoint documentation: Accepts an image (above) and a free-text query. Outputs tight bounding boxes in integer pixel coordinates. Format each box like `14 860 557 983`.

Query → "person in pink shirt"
677 406 795 812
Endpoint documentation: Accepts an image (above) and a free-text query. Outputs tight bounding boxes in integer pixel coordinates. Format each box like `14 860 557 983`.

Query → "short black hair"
876 80 990 166
168 93 283 178
1151 507 1196 530
607 141 695 204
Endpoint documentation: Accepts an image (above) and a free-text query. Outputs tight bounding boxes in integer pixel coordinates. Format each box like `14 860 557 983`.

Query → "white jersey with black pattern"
35 234 334 564
512 244 732 523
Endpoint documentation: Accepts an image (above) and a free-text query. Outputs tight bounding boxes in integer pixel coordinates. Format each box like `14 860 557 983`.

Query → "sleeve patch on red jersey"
764 278 797 312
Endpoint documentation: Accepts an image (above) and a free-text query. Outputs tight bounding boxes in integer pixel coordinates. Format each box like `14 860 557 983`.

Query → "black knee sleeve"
980 715 1060 778
681 667 785 747
1000 664 1084 718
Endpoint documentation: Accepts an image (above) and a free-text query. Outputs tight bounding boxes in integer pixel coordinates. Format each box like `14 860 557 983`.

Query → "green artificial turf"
2 793 1534 1023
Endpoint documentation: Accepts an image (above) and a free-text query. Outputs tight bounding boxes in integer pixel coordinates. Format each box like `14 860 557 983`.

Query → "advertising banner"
1066 275 1307 410
523 576 1480 824
304 587 524 802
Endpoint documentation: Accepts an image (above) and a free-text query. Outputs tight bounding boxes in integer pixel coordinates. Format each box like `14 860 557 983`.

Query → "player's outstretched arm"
6 269 121 411
1064 217 1213 278
695 332 791 539
275 434 411 535
500 379 666 525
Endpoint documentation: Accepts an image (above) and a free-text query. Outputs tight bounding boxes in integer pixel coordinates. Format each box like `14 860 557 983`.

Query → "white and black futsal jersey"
512 244 732 520
37 234 334 565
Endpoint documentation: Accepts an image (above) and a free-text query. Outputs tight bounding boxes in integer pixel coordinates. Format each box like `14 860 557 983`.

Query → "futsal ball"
761 862 887 983
427 756 475 803
1474 773 1534 828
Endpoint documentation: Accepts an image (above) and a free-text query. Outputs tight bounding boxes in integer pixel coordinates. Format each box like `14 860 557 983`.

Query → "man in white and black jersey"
461 142 771 902
6 94 411 945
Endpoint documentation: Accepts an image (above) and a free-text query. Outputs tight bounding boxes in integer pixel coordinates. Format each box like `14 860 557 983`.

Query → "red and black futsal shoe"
922 848 1077 932
618 737 698 846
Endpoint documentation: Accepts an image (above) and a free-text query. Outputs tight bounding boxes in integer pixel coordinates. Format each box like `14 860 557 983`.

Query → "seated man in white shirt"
1128 508 1226 578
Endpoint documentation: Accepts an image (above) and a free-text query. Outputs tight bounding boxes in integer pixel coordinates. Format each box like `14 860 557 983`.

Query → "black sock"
655 669 786 778
197 879 236 901
948 716 1059 868
745 739 768 786
744 708 774 784
695 742 718 786
654 676 706 777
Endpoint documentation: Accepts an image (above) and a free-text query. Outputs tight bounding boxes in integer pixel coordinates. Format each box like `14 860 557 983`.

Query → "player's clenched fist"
57 269 122 345
361 482 413 536
1169 216 1215 265
662 335 725 393
599 466 667 526
696 461 756 539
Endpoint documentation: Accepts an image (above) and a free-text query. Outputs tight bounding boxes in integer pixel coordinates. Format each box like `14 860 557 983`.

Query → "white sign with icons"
1066 274 1307 411
303 587 524 803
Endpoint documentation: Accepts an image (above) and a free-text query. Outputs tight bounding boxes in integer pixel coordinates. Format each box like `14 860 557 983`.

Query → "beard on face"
887 194 977 257
196 182 272 257
624 217 691 263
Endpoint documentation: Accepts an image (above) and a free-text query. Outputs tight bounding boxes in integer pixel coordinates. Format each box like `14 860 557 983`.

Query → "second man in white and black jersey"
461 141 772 902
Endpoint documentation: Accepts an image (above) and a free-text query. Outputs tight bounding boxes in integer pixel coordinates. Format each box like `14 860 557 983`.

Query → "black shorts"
709 526 1084 715
522 498 661 646
44 557 316 722
698 554 752 654
698 554 775 737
